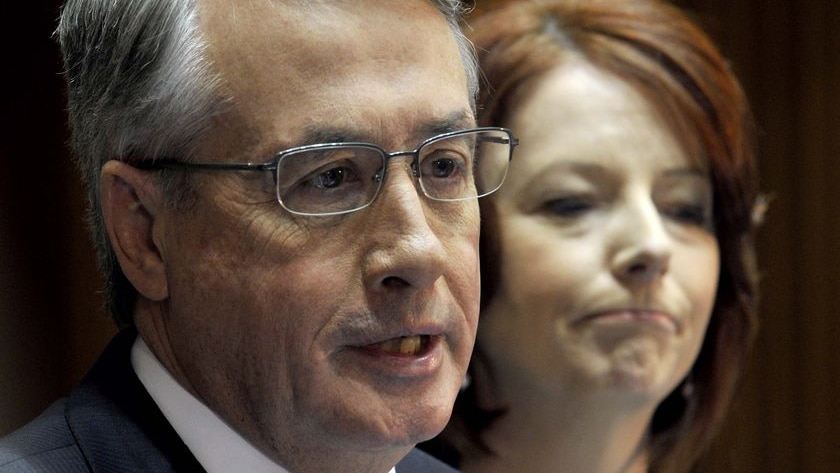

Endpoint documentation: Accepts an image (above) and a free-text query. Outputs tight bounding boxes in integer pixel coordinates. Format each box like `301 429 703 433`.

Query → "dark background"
2 1 838 471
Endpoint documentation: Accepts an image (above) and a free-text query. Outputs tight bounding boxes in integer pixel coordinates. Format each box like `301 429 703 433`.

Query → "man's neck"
131 336 402 473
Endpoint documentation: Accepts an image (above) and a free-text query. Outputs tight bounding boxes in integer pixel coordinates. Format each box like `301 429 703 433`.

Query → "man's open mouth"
368 335 436 356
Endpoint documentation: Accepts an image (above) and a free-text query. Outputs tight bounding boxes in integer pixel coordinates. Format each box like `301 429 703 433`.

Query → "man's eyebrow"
296 127 367 147
294 110 477 148
415 110 477 139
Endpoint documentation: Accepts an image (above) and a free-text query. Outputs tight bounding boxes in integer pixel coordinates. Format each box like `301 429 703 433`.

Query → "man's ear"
101 160 169 301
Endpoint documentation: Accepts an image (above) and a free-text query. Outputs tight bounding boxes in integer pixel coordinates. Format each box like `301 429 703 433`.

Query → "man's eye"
419 148 469 179
429 158 458 178
312 167 349 189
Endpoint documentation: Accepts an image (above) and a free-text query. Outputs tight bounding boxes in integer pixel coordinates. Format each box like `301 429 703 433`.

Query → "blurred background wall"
2 1 838 471
1 1 116 434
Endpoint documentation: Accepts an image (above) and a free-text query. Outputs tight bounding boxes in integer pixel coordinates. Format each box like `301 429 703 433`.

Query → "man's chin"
341 399 455 451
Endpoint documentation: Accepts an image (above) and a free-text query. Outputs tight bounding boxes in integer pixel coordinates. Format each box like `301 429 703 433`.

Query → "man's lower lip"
363 335 438 356
343 335 445 377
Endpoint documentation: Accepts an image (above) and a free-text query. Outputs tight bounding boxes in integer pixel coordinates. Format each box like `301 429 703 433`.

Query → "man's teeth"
380 336 424 355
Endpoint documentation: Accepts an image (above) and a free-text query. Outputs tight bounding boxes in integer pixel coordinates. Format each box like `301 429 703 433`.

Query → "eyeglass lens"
274 129 512 216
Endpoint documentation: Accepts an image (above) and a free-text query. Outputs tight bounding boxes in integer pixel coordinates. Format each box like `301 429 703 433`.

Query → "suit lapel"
65 330 205 473
65 330 457 473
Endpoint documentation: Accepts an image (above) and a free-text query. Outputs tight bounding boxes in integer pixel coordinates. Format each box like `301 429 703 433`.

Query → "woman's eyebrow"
661 167 708 179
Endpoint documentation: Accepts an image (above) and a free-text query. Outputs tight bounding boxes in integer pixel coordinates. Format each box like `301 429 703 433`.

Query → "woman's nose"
610 198 672 286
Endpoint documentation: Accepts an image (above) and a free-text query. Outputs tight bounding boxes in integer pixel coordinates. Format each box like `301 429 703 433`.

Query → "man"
0 0 517 472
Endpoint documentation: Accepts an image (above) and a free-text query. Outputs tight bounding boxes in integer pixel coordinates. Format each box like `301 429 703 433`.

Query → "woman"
430 0 762 471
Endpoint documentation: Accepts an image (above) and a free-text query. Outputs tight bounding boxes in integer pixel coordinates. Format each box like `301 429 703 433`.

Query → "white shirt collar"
131 336 291 473
130 336 397 473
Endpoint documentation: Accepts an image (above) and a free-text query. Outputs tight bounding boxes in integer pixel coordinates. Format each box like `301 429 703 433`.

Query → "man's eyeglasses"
134 127 517 217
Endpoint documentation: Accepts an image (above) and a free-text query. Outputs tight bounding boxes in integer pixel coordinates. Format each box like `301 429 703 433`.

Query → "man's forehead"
198 0 445 40
193 0 472 159
197 0 457 87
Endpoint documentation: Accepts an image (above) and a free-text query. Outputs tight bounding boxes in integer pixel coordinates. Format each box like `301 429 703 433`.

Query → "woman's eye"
542 197 593 217
666 204 710 226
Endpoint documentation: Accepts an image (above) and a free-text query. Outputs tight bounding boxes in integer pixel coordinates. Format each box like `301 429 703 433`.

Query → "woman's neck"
462 389 656 473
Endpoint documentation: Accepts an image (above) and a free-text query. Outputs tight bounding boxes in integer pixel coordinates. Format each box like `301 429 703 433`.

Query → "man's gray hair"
56 0 478 327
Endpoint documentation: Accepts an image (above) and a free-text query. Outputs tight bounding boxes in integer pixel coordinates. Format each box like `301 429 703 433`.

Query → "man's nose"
362 159 450 291
610 197 672 286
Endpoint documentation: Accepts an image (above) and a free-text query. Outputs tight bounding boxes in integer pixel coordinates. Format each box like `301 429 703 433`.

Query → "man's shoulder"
0 400 89 472
0 331 203 473
397 448 459 473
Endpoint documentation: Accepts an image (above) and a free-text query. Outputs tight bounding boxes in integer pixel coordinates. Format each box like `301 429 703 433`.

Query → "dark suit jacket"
0 330 457 473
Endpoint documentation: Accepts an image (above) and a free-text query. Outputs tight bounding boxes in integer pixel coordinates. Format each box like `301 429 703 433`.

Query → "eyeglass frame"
132 126 517 217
